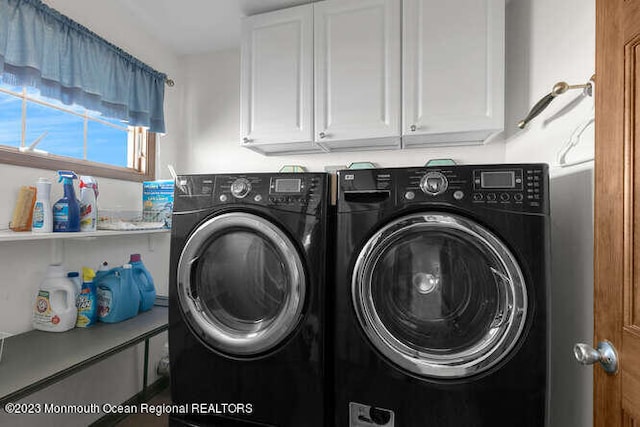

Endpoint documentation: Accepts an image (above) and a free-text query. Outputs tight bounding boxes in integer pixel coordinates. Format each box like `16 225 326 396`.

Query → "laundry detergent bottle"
53 171 80 232
76 267 98 328
129 254 156 312
97 264 140 323
33 265 78 332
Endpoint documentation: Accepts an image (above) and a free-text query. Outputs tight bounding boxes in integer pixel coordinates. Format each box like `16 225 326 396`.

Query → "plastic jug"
96 264 140 323
33 265 78 332
76 267 98 328
129 254 156 312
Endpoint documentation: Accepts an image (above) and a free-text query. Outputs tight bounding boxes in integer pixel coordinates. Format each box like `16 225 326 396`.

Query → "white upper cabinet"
240 4 319 155
239 0 505 155
314 0 401 151
402 0 505 147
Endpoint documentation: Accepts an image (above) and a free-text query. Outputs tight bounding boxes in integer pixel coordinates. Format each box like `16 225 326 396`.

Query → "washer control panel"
420 171 448 196
338 164 549 214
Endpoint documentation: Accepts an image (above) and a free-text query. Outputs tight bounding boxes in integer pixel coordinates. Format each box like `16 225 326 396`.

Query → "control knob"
230 178 251 198
419 172 448 196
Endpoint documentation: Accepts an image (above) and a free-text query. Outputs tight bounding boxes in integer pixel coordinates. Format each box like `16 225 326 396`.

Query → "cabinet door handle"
319 132 327 139
410 125 417 132
242 137 251 143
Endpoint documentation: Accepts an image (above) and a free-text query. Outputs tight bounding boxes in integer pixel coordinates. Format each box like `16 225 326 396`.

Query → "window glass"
0 91 22 148
25 100 84 159
0 82 146 175
87 119 129 167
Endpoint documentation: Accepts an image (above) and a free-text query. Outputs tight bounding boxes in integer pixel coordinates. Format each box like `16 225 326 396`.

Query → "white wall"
504 1 595 427
0 1 180 425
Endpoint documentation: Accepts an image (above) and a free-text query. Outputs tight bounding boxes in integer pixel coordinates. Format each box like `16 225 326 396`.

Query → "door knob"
573 340 618 374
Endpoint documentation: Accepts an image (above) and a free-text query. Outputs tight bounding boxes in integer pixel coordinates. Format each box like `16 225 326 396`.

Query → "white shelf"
0 228 169 242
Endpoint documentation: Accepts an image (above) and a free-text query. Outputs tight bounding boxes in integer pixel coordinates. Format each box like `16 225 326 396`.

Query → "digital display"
275 178 301 193
481 171 515 189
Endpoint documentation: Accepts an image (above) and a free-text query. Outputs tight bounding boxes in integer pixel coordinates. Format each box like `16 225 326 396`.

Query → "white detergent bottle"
79 176 98 232
33 265 78 332
32 178 53 233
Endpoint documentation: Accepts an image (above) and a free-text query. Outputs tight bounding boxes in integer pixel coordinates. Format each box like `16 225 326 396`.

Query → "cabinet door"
314 0 401 151
403 0 505 147
240 4 320 155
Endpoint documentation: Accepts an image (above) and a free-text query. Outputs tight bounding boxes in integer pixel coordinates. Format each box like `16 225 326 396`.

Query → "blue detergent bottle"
53 171 80 232
129 254 156 312
96 264 140 323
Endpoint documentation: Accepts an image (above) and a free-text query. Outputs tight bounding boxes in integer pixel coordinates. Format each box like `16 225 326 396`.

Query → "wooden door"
402 0 504 148
313 0 401 151
594 0 640 425
239 4 319 155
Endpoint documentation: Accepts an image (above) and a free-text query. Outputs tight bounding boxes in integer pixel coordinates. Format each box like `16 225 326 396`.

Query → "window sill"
0 141 155 183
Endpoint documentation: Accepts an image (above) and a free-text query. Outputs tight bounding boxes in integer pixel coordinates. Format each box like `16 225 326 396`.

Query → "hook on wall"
517 74 595 129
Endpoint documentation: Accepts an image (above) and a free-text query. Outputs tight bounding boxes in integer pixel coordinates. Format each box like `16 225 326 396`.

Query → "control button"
515 178 522 184
419 172 448 196
514 193 524 202
219 194 228 202
473 193 483 201
500 193 510 201
487 193 497 201
254 194 262 202
453 191 464 200
230 178 251 198
405 191 415 200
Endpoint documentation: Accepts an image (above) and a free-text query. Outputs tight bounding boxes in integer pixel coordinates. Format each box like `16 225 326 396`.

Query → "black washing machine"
169 173 329 427
333 165 549 427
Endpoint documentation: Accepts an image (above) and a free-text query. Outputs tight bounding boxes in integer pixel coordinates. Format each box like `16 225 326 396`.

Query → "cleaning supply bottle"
33 265 78 332
53 171 80 232
79 176 98 232
76 267 98 328
66 271 82 296
129 254 156 312
96 264 140 323
32 178 53 233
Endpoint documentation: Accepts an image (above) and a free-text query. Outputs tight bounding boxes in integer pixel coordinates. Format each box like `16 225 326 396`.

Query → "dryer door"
177 212 306 357
352 212 527 379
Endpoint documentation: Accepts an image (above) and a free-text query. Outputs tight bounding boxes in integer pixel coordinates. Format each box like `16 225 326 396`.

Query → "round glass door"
352 213 527 379
177 212 306 357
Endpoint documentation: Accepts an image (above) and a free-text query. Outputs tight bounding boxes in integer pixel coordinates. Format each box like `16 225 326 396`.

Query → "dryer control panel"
174 173 327 214
214 173 326 213
337 164 549 214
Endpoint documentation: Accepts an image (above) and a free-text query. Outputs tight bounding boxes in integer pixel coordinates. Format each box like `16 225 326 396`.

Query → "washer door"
352 212 527 379
177 212 306 357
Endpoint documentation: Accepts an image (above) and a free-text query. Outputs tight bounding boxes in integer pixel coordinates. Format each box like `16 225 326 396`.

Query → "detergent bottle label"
34 290 60 326
33 202 44 228
53 204 69 221
97 287 113 319
76 287 97 327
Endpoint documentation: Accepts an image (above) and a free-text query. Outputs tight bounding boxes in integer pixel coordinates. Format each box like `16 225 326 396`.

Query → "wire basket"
0 332 9 363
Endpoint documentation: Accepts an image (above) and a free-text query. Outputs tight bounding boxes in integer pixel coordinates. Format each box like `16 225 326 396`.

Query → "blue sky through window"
0 83 129 168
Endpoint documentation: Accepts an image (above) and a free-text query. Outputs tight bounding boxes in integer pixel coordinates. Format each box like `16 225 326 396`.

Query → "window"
0 82 156 182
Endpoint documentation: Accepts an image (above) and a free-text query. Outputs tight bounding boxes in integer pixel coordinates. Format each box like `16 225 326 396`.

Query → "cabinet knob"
410 125 417 132
242 137 251 143
319 132 327 139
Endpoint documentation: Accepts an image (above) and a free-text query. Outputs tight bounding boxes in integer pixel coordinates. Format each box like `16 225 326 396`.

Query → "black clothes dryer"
333 165 550 427
169 173 329 427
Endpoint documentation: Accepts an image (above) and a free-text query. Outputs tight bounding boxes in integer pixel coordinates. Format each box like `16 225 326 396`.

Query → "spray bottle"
79 176 98 232
53 171 80 232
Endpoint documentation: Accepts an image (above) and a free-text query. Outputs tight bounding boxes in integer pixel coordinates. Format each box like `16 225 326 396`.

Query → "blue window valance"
0 0 166 133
